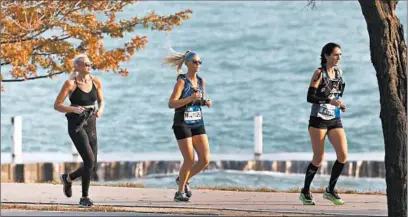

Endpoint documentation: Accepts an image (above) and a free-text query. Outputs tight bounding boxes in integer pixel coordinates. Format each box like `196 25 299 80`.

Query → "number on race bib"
184 106 202 124
184 111 202 121
317 104 335 120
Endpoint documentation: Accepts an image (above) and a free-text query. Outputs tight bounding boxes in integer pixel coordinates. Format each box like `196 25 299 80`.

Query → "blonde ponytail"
163 50 191 74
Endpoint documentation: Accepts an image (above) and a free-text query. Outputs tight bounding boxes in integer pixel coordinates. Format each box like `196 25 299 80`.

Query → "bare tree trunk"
358 0 407 216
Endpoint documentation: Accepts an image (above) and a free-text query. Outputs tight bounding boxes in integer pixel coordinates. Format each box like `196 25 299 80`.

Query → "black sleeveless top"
173 74 205 128
69 77 97 106
310 67 345 120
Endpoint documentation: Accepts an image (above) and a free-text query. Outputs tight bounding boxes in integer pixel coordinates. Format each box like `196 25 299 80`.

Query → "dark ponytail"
320 53 327 69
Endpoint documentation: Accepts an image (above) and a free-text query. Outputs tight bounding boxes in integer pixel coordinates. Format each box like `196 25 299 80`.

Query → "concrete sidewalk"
1 183 387 216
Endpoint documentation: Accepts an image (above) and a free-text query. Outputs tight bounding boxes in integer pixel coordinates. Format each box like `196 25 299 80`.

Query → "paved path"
1 183 387 216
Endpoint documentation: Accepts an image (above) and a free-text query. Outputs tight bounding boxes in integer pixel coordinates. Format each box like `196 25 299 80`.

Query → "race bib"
184 105 202 125
317 94 336 120
317 104 335 120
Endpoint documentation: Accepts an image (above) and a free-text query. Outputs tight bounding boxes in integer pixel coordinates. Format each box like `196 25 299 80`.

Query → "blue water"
1 1 407 155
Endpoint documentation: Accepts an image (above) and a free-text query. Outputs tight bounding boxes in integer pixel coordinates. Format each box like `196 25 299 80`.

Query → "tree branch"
1 35 72 68
32 52 59 56
1 61 11 66
307 0 316 9
1 28 49 45
31 35 71 52
1 3 84 45
1 71 65 82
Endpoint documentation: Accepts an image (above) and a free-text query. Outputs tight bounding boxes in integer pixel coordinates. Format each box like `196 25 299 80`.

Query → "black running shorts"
172 125 206 140
308 116 343 131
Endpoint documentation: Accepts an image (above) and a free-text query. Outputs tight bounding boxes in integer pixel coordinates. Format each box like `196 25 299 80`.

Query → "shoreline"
1 159 386 182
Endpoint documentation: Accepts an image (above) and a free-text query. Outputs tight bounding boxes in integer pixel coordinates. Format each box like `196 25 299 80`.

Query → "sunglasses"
192 60 202 65
83 62 92 67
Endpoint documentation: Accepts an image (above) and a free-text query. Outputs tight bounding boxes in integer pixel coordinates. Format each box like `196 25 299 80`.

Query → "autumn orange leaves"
0 0 192 85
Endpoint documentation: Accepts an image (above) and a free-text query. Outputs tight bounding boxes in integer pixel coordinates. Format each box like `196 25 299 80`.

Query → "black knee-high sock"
303 163 319 192
328 160 345 192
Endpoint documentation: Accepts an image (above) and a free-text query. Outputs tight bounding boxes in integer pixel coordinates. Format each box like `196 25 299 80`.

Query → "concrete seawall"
1 159 385 183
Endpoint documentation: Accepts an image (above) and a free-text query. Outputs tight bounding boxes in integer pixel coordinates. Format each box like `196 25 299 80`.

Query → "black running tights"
67 114 98 198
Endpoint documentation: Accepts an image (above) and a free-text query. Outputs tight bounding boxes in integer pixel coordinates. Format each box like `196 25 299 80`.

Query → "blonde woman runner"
164 50 212 202
54 54 104 207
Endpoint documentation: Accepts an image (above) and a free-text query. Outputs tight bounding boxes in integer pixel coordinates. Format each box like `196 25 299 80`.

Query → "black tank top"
69 77 97 106
173 74 205 128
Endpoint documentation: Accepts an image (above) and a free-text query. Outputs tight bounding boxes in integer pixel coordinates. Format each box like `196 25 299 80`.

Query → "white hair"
70 54 89 79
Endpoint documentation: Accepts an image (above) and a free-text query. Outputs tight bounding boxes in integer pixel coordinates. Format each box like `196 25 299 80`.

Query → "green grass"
194 186 385 195
2 180 385 195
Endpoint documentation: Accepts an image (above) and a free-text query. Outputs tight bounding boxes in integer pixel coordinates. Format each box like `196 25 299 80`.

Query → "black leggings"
67 113 98 198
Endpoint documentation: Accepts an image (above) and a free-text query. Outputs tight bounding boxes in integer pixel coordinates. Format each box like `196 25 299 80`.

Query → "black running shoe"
185 181 192 198
176 177 192 198
174 191 189 202
323 187 344 205
79 197 94 208
60 174 72 198
299 188 315 205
